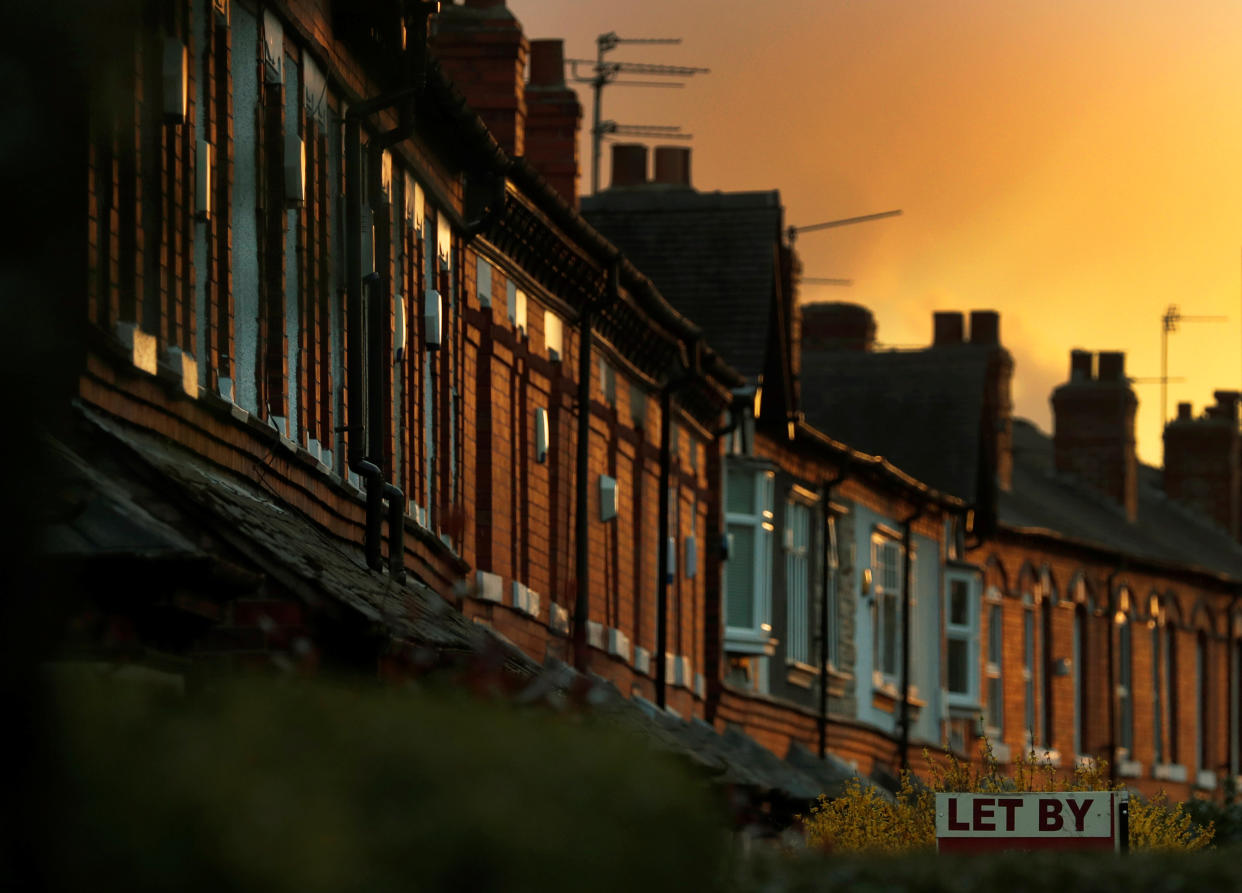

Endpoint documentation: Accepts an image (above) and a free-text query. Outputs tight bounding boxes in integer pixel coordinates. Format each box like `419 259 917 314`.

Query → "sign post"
935 792 1129 853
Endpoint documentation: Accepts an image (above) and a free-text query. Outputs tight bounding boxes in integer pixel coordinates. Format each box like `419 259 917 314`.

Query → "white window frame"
871 532 903 689
784 499 812 666
945 571 979 707
723 464 775 653
984 587 1004 739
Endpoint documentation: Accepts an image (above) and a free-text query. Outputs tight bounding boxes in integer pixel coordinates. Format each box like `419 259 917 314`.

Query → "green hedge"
44 678 725 892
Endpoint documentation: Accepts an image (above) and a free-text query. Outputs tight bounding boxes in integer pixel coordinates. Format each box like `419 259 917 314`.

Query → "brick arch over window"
1069 569 1097 614
1039 565 1060 606
1017 561 1039 602
983 554 1010 597
1190 599 1221 637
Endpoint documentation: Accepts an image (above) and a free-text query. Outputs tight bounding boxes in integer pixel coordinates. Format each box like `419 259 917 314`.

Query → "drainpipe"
819 463 848 759
655 339 700 709
573 261 620 672
1230 593 1240 777
899 505 925 772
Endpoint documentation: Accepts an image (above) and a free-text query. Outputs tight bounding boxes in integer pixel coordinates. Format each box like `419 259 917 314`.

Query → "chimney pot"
610 143 648 188
652 146 691 186
1177 401 1193 421
969 310 999 345
933 311 964 346
528 39 565 87
1070 349 1093 381
1098 351 1125 383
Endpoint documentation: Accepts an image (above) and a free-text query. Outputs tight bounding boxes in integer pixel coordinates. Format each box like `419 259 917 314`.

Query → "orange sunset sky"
509 0 1242 468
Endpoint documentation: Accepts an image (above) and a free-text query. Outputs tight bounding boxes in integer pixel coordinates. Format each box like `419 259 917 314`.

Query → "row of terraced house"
52 0 1242 810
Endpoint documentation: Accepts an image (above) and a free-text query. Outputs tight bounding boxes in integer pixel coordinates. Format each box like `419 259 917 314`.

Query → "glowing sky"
509 0 1242 466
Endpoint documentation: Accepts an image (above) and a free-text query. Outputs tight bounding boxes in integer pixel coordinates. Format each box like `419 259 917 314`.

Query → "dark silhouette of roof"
1002 419 1242 580
799 344 993 503
581 187 782 381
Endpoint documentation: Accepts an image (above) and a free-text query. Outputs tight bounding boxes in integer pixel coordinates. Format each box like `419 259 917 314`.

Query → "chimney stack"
431 0 529 157
1052 350 1139 521
799 302 876 353
610 143 648 188
652 146 692 187
1164 390 1242 540
523 39 582 206
933 311 964 346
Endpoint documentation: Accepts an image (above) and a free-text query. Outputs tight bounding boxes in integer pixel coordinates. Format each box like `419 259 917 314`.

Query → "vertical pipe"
656 385 672 708
345 114 363 465
573 306 592 671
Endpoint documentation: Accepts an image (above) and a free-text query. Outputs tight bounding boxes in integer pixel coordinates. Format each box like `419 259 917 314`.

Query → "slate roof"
580 187 783 381
798 344 993 503
1001 419 1242 581
55 403 869 804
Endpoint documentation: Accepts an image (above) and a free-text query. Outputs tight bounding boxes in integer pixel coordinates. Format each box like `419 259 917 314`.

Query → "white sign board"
935 792 1127 853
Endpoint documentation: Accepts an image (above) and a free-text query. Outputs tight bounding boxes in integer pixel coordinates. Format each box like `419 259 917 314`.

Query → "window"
1197 630 1209 774
945 574 978 704
872 534 902 685
1165 622 1180 764
784 500 811 666
1118 615 1133 755
1073 600 1088 756
1153 624 1164 765
985 591 1004 736
1023 602 1036 743
826 515 840 669
477 257 492 309
724 465 775 651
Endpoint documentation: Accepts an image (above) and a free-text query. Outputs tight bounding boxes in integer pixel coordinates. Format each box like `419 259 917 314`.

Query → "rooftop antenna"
1161 304 1226 431
568 33 708 194
598 121 693 142
791 209 903 290
801 277 854 287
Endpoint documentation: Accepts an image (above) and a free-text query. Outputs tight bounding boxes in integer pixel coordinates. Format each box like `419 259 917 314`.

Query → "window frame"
870 531 904 690
944 570 980 708
723 463 776 653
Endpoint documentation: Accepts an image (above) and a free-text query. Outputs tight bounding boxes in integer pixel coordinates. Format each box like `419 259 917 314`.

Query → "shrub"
800 737 1214 854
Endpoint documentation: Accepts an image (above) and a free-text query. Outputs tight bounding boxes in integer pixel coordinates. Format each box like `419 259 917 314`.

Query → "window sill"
1118 759 1143 778
785 660 817 689
871 682 924 715
724 632 777 657
1196 769 1217 791
1153 763 1187 783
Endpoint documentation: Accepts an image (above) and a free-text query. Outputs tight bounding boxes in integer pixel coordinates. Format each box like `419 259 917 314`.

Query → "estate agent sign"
935 792 1129 853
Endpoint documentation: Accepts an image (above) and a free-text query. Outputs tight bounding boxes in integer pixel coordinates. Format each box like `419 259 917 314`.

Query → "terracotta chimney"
799 302 876 352
1164 390 1242 539
933 311 964 346
610 143 647 187
523 39 582 206
1052 350 1139 521
652 146 691 187
431 0 529 157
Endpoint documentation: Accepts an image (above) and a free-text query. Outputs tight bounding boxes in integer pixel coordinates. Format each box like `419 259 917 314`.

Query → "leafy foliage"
800 736 1214 854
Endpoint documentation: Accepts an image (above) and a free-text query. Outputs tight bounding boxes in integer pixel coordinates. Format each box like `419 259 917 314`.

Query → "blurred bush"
44 676 725 892
801 738 1213 855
